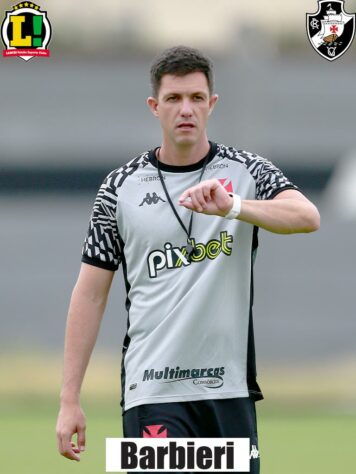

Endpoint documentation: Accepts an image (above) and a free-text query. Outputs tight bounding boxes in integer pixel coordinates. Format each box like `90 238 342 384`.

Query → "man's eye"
193 96 204 101
167 96 177 102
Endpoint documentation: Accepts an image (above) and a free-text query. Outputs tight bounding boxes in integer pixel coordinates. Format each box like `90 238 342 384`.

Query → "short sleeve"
254 157 298 201
81 176 121 271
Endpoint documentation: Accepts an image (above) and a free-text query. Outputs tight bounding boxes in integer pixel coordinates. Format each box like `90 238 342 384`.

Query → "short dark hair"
150 45 214 97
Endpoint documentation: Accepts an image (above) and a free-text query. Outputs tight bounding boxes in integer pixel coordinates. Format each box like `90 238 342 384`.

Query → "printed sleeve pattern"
82 175 121 271
222 146 298 200
252 155 298 200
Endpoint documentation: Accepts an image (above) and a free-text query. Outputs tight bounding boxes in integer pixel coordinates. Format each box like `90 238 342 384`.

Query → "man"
56 46 320 473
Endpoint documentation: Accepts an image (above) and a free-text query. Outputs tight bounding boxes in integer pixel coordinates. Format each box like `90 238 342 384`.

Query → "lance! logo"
147 231 233 278
306 1 355 61
1 2 51 61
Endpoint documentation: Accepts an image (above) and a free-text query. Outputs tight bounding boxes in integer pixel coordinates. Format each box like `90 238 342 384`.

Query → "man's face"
147 72 218 147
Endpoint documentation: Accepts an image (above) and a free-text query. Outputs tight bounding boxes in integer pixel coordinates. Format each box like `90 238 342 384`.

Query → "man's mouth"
177 123 195 129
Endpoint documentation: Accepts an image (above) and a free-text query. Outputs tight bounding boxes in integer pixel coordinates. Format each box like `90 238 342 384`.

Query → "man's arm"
178 179 320 234
237 189 320 234
56 263 114 461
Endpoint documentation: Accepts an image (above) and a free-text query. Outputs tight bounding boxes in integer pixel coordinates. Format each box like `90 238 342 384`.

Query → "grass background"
1 353 355 474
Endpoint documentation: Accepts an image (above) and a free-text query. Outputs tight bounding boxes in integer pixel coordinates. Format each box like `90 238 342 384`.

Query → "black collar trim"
148 142 218 173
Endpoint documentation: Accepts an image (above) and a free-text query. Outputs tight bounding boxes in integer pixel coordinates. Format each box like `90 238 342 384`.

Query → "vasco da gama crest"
306 1 355 61
1 2 51 61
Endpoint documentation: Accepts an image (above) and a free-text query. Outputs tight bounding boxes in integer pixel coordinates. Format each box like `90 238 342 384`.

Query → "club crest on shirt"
306 1 355 61
218 178 233 193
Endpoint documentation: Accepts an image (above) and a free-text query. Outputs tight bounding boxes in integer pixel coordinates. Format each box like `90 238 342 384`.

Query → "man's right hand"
56 403 86 461
56 264 114 461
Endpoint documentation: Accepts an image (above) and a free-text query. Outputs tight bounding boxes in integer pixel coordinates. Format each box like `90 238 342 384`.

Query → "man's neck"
158 139 210 166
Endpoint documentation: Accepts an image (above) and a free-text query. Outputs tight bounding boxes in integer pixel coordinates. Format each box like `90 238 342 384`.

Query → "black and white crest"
306 1 355 61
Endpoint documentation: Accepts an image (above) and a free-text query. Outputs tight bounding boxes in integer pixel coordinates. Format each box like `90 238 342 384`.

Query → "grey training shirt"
82 143 297 411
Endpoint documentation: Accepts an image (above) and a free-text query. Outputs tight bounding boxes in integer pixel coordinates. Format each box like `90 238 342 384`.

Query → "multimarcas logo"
143 365 225 389
1 2 51 61
147 231 233 278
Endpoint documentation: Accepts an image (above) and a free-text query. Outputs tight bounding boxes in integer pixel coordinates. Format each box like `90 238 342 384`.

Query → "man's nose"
180 99 193 116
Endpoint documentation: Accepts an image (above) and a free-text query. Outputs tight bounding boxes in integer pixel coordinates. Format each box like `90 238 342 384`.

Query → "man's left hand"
178 179 233 217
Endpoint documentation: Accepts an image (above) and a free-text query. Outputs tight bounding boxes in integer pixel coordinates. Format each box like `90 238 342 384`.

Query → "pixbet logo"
1 3 51 61
147 231 233 278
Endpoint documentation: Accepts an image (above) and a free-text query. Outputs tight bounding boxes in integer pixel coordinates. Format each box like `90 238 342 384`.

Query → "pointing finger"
192 188 206 212
179 198 194 210
178 188 192 203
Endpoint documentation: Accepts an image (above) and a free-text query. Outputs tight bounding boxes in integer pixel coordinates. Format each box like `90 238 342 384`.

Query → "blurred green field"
1 403 355 474
1 354 355 473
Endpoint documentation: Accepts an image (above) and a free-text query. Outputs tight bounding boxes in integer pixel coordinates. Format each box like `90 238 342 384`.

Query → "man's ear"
147 97 159 117
208 94 219 115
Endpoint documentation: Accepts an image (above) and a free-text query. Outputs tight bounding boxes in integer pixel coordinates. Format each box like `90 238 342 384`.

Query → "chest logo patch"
147 231 233 278
218 178 233 193
139 192 166 206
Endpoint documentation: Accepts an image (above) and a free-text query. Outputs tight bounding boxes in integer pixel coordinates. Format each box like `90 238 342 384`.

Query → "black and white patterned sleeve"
236 150 298 200
255 158 298 200
81 174 121 271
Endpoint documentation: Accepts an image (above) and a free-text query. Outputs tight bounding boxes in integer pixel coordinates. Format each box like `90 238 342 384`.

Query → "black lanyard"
156 148 211 261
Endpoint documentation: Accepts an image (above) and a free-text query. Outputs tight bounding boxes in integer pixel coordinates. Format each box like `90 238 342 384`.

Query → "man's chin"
174 135 198 147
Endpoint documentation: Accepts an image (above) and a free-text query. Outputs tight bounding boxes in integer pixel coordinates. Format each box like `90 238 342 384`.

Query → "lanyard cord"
156 147 211 257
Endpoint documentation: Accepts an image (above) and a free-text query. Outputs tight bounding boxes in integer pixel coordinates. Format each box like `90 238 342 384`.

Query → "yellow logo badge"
1 3 51 61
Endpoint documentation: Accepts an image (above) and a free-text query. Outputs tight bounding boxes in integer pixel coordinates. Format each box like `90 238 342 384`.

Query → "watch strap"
224 193 241 220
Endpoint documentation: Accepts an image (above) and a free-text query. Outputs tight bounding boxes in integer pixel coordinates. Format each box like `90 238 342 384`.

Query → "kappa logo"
143 425 168 438
306 1 355 61
147 231 233 278
250 445 260 460
1 2 52 61
139 192 166 206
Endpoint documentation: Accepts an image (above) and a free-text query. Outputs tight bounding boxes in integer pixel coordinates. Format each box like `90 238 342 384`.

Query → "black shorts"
123 397 260 473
